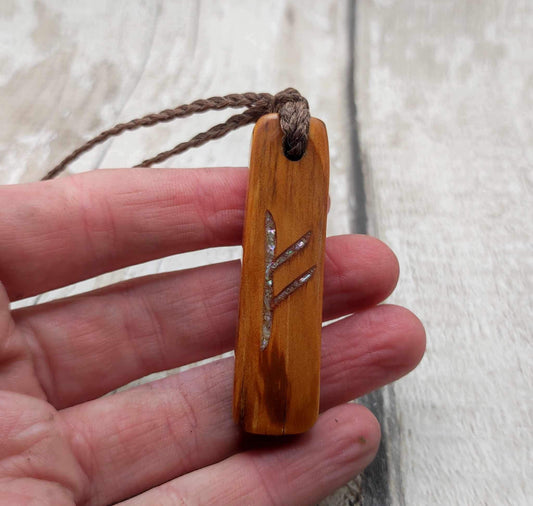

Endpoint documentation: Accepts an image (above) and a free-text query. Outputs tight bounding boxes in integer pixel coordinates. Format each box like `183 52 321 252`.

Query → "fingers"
0 168 248 300
59 305 425 504
320 305 426 411
119 404 380 506
13 235 399 408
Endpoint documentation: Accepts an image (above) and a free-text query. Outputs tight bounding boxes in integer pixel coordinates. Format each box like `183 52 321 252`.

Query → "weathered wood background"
1 1 531 504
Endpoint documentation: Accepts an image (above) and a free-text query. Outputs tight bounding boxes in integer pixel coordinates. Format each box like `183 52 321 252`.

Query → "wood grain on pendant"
233 113 329 435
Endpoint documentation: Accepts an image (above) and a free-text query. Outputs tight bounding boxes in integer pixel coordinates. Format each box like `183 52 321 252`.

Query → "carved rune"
261 210 316 351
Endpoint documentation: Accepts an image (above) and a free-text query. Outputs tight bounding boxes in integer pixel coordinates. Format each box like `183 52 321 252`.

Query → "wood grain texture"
355 1 533 504
234 114 329 435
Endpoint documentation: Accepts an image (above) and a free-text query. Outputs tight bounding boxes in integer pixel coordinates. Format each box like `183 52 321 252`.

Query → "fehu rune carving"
261 210 315 350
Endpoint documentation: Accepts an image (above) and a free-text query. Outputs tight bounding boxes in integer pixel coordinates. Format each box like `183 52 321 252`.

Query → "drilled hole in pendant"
282 140 306 162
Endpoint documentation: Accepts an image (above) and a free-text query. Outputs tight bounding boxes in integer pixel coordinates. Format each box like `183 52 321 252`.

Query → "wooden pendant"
233 113 330 435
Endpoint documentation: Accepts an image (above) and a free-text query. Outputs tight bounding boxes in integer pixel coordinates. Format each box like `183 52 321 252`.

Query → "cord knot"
270 88 310 161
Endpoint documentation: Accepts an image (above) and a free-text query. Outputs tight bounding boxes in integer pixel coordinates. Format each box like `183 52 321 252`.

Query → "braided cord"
42 89 309 180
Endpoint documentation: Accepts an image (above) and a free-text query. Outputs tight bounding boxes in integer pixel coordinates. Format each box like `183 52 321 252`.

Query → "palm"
0 168 424 505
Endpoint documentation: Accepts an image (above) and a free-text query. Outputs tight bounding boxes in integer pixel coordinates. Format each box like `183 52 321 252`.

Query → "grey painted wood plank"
347 2 397 505
355 1 532 505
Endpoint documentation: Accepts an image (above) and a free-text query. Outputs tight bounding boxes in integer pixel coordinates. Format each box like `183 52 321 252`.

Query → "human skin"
0 168 425 505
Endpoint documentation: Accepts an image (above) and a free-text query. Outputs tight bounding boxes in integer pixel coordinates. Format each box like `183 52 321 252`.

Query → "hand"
0 168 425 505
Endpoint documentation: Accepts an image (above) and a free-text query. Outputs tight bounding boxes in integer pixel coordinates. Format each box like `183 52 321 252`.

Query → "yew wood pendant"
233 113 330 435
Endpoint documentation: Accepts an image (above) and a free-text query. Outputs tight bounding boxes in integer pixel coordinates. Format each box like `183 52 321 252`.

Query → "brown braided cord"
42 88 310 180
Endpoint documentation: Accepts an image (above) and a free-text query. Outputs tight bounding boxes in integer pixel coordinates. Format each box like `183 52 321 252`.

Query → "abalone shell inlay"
261 210 315 351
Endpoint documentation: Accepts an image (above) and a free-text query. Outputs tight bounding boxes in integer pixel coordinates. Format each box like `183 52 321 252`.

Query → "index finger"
0 168 247 300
